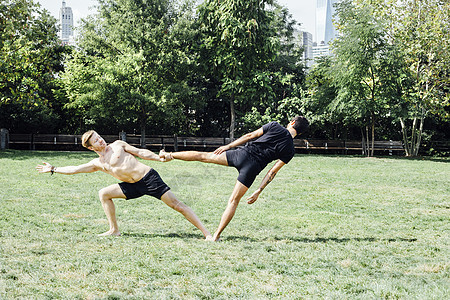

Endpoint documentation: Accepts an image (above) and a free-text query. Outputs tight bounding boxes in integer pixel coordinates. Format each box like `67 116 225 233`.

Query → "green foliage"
333 1 402 126
392 0 450 120
303 0 449 151
302 56 343 138
1 151 449 298
360 0 450 156
301 0 403 142
197 0 280 137
0 0 70 132
238 3 307 134
62 0 201 136
2 0 447 147
1 0 307 137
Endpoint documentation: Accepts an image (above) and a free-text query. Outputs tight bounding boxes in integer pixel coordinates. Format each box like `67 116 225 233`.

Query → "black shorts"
118 169 170 200
226 148 263 188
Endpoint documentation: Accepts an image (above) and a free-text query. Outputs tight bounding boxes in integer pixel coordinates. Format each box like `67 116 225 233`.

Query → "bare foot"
205 235 221 242
98 230 121 237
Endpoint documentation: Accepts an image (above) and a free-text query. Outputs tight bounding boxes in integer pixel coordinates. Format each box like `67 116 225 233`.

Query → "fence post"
389 140 393 156
119 131 127 142
174 134 178 152
0 128 9 150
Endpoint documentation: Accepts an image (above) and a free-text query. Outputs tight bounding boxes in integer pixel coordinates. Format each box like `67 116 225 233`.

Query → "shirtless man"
36 130 211 238
160 116 309 241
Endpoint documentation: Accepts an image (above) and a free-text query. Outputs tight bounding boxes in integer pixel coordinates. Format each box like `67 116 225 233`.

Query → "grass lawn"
0 150 449 299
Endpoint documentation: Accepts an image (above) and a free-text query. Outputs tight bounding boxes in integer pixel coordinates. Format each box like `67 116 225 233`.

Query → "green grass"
0 150 449 299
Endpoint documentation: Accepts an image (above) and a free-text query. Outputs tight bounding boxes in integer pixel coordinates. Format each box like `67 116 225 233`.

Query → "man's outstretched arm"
214 128 264 155
246 160 286 204
36 160 99 175
122 141 163 161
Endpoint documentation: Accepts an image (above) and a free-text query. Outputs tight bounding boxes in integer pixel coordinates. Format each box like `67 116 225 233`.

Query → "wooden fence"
4 132 410 155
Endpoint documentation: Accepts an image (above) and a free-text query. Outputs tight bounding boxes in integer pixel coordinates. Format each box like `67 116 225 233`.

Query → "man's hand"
36 162 53 173
213 145 230 155
246 189 261 204
159 149 173 162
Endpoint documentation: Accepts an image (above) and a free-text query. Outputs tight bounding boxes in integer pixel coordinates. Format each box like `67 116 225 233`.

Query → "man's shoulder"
265 121 280 127
111 140 127 147
112 140 125 145
262 121 279 132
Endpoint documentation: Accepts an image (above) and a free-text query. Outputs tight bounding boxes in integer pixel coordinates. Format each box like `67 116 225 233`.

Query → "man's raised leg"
160 190 212 239
161 150 228 166
210 181 248 241
98 184 126 236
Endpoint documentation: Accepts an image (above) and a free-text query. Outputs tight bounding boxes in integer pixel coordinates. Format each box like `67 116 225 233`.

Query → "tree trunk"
140 117 146 148
366 125 370 157
370 116 375 157
400 114 425 157
412 109 425 156
400 117 411 156
229 95 235 139
414 117 424 156
411 117 417 154
361 127 366 156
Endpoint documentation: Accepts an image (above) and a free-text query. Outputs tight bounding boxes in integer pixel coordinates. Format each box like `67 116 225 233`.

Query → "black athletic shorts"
226 148 263 188
118 169 170 200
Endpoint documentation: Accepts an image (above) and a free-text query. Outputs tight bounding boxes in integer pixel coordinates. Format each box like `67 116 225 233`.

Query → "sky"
37 0 316 39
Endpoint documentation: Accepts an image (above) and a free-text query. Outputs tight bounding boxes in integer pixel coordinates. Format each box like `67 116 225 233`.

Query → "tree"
392 0 449 156
0 0 69 132
63 0 199 143
301 56 342 139
331 0 406 156
197 0 278 138
352 0 450 156
241 3 307 132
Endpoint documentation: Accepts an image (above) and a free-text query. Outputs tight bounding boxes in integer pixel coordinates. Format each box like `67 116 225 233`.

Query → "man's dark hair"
292 116 309 135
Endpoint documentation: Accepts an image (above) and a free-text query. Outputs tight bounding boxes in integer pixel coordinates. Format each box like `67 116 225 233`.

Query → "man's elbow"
247 132 259 140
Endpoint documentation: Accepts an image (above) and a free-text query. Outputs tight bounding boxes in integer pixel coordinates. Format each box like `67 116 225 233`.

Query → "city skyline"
59 0 74 44
315 0 339 45
37 0 317 40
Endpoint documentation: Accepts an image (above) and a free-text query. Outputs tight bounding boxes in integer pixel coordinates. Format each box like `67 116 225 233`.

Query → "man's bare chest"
100 146 132 171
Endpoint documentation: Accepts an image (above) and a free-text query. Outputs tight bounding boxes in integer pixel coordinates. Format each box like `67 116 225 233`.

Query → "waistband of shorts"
137 168 155 183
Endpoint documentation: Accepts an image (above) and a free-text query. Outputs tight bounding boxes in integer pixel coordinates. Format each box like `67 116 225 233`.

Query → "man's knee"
203 152 227 165
197 152 214 163
168 198 186 212
98 188 110 201
174 201 187 213
228 195 242 207
161 192 185 212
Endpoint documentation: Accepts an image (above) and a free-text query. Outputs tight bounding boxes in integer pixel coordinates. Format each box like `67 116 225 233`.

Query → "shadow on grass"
121 232 204 240
225 235 418 243
119 232 418 243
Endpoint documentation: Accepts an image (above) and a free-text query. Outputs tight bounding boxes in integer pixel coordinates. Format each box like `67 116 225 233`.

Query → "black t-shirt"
243 121 295 168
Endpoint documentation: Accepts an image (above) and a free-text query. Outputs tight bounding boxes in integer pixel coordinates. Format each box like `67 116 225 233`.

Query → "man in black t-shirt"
160 116 309 241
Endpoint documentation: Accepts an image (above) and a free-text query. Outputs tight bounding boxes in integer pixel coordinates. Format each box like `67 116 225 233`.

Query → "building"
295 30 314 68
315 0 338 45
312 0 340 64
312 41 331 61
59 0 74 45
